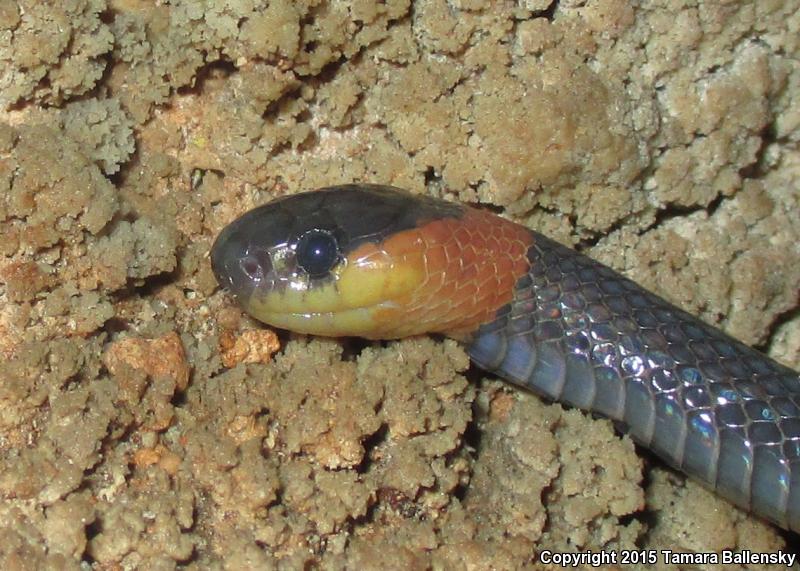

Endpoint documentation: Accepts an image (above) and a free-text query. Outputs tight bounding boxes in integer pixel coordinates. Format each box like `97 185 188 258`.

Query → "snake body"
211 184 800 532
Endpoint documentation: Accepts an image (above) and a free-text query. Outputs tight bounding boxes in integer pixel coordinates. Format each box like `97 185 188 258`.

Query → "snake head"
210 184 531 340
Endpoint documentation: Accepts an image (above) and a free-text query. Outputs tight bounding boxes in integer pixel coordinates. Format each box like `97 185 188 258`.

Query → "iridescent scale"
469 232 800 531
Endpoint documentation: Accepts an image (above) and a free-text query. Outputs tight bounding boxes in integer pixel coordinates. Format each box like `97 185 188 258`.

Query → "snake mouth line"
246 305 394 340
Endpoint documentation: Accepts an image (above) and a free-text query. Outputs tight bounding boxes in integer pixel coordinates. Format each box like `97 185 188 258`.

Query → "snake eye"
296 229 340 278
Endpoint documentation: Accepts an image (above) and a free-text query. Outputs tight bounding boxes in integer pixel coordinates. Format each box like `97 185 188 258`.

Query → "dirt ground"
1 0 799 569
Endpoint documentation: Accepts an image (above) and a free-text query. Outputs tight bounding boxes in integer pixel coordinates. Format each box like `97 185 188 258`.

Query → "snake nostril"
239 255 264 282
238 248 274 285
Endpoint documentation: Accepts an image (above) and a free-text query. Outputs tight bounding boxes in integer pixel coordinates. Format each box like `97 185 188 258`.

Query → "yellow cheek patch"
337 239 427 309
243 236 426 315
241 228 431 337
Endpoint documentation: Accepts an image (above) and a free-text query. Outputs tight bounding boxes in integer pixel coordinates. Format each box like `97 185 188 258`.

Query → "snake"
210 183 800 533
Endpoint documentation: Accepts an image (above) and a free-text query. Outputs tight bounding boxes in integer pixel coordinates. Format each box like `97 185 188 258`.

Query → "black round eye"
295 229 339 277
